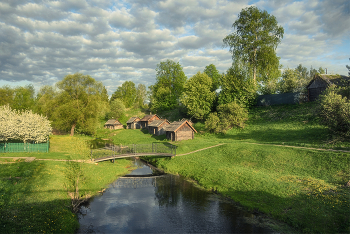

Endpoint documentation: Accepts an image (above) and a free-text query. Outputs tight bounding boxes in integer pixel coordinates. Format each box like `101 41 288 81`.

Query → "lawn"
0 135 133 233
146 141 350 233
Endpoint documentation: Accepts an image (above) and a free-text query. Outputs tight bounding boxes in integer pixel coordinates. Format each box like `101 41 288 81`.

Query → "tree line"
0 6 347 138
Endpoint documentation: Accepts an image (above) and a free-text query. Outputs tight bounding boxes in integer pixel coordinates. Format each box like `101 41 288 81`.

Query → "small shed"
306 74 350 101
126 117 140 129
104 119 123 130
148 119 170 136
165 120 197 141
139 114 160 129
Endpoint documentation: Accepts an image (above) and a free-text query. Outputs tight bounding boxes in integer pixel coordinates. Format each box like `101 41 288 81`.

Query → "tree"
110 81 137 108
35 85 58 119
279 68 303 93
205 102 248 134
203 64 221 91
223 6 284 82
135 84 147 108
347 58 350 76
12 85 36 111
53 73 108 136
218 64 256 107
0 86 14 107
181 72 216 120
107 98 126 120
0 105 52 143
150 60 187 111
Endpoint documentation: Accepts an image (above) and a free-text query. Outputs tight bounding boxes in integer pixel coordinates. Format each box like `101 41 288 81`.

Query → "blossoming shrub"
0 105 52 143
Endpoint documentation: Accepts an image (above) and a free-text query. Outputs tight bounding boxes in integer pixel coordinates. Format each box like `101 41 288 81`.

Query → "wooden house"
104 119 123 130
139 114 160 129
148 119 170 136
306 74 350 101
126 117 140 129
165 120 197 141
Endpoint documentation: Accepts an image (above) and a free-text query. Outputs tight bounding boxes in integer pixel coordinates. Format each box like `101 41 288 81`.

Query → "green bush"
205 102 248 134
319 85 350 138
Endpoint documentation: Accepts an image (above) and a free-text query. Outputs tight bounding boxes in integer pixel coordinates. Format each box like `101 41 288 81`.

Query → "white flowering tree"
0 105 52 143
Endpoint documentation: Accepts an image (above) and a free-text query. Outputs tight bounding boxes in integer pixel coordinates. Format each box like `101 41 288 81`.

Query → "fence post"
174 145 176 156
152 143 154 153
90 149 92 161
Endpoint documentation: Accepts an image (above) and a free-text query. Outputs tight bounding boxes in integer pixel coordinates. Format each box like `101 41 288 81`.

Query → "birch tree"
223 6 284 83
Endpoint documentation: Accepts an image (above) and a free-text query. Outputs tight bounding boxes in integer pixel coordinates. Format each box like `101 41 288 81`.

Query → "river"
77 159 274 233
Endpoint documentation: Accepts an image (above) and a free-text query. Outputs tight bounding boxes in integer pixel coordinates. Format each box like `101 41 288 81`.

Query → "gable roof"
140 114 160 122
148 119 170 127
126 117 140 124
307 74 350 88
105 119 122 125
165 120 197 133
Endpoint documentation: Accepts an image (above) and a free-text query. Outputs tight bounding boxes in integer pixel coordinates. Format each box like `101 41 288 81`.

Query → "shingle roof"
164 120 197 133
148 119 170 127
105 119 122 125
140 114 159 122
307 74 350 88
126 117 140 124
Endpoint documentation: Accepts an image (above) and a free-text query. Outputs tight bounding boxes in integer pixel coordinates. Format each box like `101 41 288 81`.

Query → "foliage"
319 85 350 138
110 81 137 108
35 85 58 119
11 85 36 111
347 58 350 76
203 64 221 91
279 68 304 93
181 72 216 120
205 102 248 134
223 6 284 82
135 83 147 108
150 60 187 112
218 64 257 107
106 98 126 120
0 105 52 143
52 73 108 136
0 86 14 107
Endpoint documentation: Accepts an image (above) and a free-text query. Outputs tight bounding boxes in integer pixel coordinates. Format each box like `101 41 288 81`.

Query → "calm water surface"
77 160 273 233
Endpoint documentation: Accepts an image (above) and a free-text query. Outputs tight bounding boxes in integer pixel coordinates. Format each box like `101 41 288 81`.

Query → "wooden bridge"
91 143 176 162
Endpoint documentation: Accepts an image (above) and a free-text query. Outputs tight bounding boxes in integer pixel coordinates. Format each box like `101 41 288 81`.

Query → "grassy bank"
0 135 133 233
146 142 350 233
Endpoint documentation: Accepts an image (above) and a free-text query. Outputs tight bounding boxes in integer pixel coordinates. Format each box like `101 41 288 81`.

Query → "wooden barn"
104 119 123 130
165 120 197 141
148 119 170 136
126 117 140 129
139 114 160 129
306 74 350 101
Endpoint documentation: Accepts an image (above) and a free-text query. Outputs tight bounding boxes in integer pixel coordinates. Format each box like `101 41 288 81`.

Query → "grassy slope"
143 102 350 233
0 135 133 233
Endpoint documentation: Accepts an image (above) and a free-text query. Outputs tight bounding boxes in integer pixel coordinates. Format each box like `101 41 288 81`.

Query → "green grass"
0 135 133 233
147 142 350 233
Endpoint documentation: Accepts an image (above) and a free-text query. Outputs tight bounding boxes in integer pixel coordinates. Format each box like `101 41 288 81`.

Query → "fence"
0 141 50 153
91 143 176 161
256 92 301 106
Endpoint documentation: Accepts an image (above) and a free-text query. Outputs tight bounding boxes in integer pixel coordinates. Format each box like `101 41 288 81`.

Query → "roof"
126 117 140 124
165 120 197 133
307 74 350 88
148 119 170 127
104 119 122 125
140 114 159 122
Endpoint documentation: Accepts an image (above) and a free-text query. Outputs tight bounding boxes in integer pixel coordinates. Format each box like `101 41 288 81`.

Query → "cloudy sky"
0 0 349 94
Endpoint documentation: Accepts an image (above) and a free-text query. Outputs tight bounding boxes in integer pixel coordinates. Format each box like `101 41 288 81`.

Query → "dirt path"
176 144 226 156
243 142 350 153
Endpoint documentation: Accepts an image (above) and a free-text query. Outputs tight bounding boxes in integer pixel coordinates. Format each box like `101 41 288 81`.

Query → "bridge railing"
90 143 176 161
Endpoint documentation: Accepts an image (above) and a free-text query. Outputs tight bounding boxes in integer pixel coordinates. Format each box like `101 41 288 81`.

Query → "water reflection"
77 160 273 233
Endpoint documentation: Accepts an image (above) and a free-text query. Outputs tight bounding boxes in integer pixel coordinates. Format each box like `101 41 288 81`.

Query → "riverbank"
146 141 350 233
0 135 134 233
